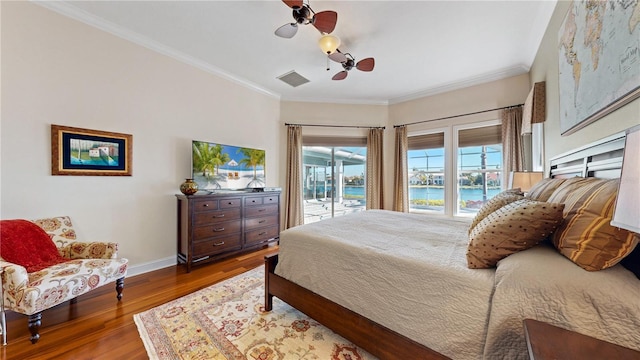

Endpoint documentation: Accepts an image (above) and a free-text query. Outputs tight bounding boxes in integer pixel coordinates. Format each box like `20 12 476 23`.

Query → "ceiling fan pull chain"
326 55 330 71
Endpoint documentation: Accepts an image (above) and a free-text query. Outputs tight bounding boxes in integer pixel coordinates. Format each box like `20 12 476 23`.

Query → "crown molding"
388 65 530 105
32 1 281 100
280 95 389 106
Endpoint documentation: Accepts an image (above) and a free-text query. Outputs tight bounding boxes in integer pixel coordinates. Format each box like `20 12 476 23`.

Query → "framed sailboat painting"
51 124 133 176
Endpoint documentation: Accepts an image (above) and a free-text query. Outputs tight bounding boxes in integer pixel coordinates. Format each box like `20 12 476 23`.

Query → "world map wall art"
558 0 640 135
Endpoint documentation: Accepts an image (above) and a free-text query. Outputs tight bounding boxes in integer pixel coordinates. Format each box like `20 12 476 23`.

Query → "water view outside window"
458 145 502 215
408 148 446 214
302 146 366 223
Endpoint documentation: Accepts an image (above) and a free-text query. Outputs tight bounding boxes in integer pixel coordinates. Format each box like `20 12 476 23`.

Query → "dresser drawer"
262 195 279 204
245 214 279 230
245 196 264 206
245 225 279 246
193 199 218 212
219 198 241 208
194 208 241 226
245 204 278 217
193 220 242 241
193 234 242 256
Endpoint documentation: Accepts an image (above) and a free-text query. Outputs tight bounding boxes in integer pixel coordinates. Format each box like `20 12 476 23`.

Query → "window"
456 122 502 216
302 137 366 224
408 131 446 214
407 121 503 217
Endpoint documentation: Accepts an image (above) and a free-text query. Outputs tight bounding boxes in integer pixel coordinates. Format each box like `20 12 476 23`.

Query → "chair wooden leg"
115 277 124 301
28 312 41 344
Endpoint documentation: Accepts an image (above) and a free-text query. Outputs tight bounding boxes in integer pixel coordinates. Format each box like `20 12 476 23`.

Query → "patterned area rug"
134 267 375 359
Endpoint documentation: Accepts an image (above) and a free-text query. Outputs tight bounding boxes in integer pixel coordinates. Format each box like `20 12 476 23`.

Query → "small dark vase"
180 178 198 195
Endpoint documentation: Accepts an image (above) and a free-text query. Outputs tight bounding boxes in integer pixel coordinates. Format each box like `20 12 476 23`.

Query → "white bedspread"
275 210 495 359
485 243 640 359
276 210 640 359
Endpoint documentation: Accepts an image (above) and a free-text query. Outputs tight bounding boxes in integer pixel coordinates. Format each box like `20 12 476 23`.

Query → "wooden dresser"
176 191 280 272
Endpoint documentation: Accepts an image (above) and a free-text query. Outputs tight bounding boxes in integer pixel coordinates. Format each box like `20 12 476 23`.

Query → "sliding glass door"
302 144 366 224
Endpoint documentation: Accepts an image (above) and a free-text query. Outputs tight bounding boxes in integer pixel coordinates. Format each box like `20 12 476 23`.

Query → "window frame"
453 119 502 216
407 126 451 215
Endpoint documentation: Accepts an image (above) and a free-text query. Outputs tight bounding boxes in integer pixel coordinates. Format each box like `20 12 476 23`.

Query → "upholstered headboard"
548 131 625 179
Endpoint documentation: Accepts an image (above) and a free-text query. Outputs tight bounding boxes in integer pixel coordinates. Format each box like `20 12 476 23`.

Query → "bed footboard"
264 254 450 360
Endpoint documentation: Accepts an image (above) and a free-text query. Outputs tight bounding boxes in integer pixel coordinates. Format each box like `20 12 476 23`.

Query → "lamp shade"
611 125 640 233
508 171 543 192
318 34 340 54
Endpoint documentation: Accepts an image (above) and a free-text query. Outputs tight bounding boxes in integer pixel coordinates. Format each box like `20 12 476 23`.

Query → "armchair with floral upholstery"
0 216 128 344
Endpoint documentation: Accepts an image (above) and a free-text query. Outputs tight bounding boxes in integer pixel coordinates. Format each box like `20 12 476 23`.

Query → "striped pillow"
546 177 600 204
526 177 566 201
551 178 639 271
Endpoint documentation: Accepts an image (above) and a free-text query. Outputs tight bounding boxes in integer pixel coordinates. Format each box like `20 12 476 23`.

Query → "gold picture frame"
51 124 133 176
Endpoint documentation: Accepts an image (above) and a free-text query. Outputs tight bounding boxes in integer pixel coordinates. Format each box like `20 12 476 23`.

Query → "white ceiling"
37 0 558 105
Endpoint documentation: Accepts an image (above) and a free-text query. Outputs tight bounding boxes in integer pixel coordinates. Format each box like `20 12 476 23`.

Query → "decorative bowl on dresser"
176 190 280 272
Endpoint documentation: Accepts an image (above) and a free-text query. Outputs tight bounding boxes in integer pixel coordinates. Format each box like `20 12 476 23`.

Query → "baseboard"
127 256 176 277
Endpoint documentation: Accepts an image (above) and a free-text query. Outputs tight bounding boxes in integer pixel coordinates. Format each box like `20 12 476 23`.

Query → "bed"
265 130 640 359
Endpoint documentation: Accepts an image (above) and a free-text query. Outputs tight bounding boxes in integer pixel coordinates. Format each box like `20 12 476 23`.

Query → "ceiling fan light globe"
318 34 341 54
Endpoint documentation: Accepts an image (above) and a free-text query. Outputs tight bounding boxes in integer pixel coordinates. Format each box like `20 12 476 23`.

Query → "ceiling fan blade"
282 0 303 9
275 23 298 38
329 51 347 63
332 71 348 80
356 58 375 72
313 11 338 34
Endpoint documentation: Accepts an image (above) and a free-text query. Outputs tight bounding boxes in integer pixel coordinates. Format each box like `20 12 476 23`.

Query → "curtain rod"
285 123 385 130
393 103 524 128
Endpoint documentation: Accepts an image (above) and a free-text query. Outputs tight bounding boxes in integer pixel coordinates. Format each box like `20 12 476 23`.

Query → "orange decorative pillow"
468 190 524 234
551 178 639 271
0 219 68 272
467 199 565 269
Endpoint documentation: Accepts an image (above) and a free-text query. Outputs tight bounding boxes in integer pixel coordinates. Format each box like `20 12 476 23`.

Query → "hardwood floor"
1 246 278 360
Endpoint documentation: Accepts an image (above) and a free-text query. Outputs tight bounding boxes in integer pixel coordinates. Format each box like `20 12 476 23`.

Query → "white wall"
530 1 640 166
0 2 281 275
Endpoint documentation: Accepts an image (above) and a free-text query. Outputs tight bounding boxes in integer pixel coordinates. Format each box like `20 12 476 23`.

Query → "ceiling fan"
274 0 338 39
328 50 375 80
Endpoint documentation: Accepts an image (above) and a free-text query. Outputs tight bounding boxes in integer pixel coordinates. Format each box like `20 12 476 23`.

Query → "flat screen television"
191 140 265 191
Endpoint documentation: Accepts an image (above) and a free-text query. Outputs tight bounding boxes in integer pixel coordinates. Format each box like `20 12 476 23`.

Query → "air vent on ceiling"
277 71 310 87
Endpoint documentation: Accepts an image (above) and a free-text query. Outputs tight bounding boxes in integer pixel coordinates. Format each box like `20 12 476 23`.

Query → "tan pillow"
468 190 524 234
551 178 639 271
526 178 566 201
466 199 565 269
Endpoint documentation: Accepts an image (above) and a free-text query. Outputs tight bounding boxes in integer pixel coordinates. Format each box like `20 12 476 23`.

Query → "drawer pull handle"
213 214 225 218
259 232 267 236
258 208 266 212
259 220 266 224
213 241 225 246
203 204 210 207
213 227 225 232
227 202 233 205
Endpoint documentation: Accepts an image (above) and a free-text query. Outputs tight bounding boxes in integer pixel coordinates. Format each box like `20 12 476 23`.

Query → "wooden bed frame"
264 254 449 360
264 130 629 360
